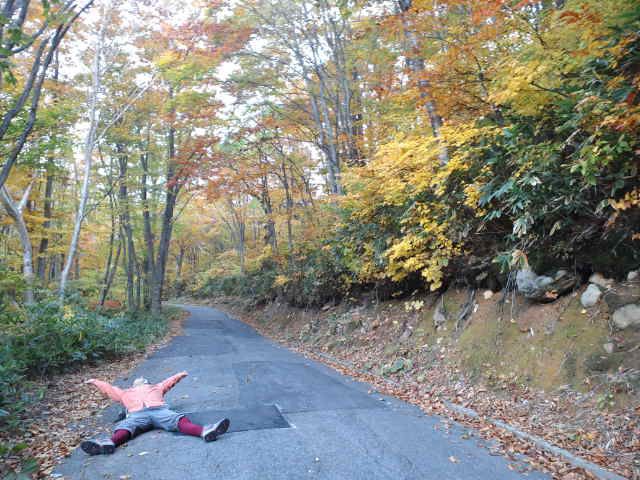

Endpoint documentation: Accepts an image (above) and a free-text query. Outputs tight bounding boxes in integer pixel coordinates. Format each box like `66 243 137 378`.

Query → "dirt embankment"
200 287 639 479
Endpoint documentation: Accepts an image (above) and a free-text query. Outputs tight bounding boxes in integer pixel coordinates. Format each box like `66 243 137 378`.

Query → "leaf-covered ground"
208 297 639 480
0 312 186 479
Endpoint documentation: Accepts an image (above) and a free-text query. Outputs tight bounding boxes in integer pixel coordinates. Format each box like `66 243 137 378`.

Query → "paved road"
56 305 547 480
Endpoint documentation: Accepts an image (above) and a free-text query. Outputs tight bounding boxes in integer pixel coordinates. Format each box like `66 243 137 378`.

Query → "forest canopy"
0 0 638 310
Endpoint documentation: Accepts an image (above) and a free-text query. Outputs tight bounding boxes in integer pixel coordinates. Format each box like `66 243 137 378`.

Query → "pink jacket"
89 372 188 412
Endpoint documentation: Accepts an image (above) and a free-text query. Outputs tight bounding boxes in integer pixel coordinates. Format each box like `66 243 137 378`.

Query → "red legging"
111 429 131 446
177 416 203 436
111 417 203 446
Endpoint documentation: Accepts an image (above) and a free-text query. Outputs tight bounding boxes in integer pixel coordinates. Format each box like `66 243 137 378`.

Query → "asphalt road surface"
55 304 548 480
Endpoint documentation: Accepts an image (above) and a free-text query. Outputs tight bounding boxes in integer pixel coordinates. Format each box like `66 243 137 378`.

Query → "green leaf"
21 457 40 474
12 442 28 453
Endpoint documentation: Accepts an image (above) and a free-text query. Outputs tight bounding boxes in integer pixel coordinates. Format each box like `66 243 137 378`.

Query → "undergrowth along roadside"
0 302 180 424
0 305 186 479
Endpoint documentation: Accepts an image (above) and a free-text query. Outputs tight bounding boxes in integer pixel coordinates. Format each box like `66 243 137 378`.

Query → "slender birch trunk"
58 11 106 301
1 183 35 304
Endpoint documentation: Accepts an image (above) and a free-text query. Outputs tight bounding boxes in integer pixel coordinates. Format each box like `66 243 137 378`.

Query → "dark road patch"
151 336 235 358
184 405 290 433
183 317 228 329
233 361 383 413
184 316 260 338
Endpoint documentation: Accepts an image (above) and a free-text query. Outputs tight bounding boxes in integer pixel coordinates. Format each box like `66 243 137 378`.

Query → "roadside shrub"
333 3 640 289
198 259 278 305
280 242 352 307
197 244 353 307
0 301 170 418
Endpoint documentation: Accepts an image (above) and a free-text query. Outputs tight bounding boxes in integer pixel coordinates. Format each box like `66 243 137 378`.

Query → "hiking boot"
202 418 230 442
81 439 116 455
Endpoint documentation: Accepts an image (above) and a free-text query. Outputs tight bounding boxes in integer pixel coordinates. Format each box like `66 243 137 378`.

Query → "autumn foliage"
0 1 636 307
194 0 639 305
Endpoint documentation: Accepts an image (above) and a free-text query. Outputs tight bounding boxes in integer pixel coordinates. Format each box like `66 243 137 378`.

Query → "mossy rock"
584 352 625 373
383 344 399 357
324 340 339 351
382 358 408 376
339 318 362 334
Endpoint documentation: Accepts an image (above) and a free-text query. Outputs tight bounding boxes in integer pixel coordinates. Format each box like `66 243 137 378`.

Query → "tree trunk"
140 136 156 311
37 163 54 281
291 41 342 195
220 198 247 275
397 0 449 165
316 82 342 194
281 158 294 267
135 257 142 309
151 103 180 314
74 254 80 280
99 237 121 307
237 218 246 275
99 196 118 306
176 246 185 281
348 68 364 164
37 55 59 282
257 172 277 250
318 0 360 165
153 185 178 312
59 11 106 301
117 143 138 311
0 184 35 304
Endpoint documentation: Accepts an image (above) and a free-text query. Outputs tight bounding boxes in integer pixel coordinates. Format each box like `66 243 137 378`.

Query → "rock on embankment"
582 272 640 330
517 265 640 331
516 268 578 303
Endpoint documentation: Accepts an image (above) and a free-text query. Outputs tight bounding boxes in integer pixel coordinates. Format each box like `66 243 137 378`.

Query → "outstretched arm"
159 371 188 394
86 379 124 402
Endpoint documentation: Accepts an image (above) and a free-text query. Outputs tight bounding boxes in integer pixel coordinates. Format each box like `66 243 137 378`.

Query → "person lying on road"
81 371 230 455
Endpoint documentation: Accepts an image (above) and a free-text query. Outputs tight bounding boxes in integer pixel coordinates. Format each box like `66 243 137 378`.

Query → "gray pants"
114 406 185 435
